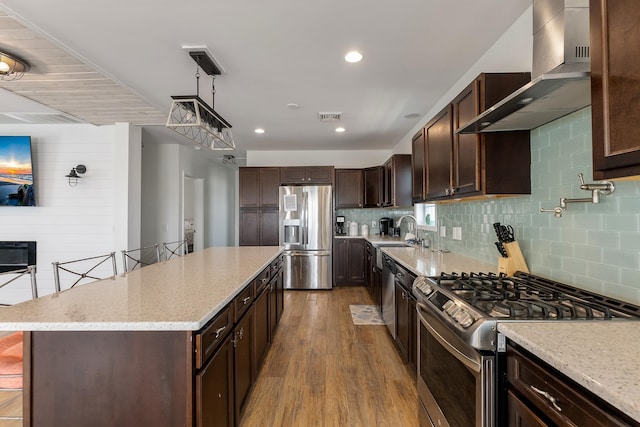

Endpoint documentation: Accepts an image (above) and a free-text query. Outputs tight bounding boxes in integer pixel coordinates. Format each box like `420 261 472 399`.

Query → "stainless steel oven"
416 300 494 427
412 271 640 427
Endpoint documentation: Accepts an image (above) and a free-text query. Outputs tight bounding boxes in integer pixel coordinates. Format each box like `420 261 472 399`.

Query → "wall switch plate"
371 221 376 228
453 227 462 240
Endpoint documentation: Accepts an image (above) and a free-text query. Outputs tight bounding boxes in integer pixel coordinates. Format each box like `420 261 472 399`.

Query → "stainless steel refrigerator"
279 185 332 290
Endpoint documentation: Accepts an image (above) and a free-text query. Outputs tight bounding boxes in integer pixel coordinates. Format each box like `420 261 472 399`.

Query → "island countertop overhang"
0 246 283 331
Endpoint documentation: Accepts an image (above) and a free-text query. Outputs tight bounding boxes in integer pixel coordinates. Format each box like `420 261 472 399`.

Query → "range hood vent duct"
458 0 591 134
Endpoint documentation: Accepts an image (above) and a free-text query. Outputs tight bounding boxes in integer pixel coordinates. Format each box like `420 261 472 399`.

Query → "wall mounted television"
0 136 35 206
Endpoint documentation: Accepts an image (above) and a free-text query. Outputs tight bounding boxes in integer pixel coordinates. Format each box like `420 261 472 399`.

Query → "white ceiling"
0 0 531 152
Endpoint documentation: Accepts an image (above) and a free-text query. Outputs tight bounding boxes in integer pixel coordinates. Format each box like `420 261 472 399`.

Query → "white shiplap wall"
0 123 133 303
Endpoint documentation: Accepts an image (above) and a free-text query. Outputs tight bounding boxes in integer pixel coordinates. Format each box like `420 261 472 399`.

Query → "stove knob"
458 312 474 328
443 300 455 312
448 305 460 317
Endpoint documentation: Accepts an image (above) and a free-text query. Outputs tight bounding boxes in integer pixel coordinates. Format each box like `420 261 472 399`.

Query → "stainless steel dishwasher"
381 253 396 339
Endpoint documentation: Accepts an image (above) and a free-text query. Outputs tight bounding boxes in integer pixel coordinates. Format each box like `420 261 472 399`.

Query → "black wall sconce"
66 165 86 187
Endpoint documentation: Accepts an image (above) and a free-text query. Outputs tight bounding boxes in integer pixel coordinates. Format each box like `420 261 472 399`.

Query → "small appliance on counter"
361 224 369 237
348 221 358 236
379 217 393 236
392 226 401 238
335 215 346 236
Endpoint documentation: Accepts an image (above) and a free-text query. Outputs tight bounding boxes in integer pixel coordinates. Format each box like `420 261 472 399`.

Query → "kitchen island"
0 246 283 427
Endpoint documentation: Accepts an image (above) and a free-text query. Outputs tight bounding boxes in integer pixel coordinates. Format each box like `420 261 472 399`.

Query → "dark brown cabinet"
394 264 416 372
233 306 254 423
196 333 234 427
239 210 278 246
253 284 270 374
239 167 280 208
333 238 366 286
412 129 426 202
239 167 280 246
383 154 412 207
415 73 531 202
451 73 531 199
506 343 637 427
591 0 640 179
364 166 384 208
280 166 334 184
335 168 364 208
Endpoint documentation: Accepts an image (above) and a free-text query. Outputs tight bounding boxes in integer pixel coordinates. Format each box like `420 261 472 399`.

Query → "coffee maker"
335 216 346 236
379 217 393 236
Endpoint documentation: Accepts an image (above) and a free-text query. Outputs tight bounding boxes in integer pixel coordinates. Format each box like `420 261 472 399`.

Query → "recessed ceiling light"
254 128 265 134
404 113 420 119
344 51 363 63
335 127 346 133
287 103 300 110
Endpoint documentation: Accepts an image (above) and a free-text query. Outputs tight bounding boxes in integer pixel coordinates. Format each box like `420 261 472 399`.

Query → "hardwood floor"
241 287 419 426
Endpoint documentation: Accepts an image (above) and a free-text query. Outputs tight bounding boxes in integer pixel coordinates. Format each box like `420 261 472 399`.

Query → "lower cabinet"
333 238 366 286
196 333 234 427
394 265 417 372
194 259 285 427
506 343 636 427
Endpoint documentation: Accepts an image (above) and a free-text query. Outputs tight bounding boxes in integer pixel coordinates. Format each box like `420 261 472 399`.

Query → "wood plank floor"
241 287 419 427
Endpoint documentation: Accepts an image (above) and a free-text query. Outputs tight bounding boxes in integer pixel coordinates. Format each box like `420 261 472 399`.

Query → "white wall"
393 6 533 154
140 137 237 249
0 123 132 302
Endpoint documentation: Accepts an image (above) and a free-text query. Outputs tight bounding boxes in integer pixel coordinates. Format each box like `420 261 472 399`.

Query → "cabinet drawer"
235 284 255 321
194 303 233 370
507 344 635 427
255 267 271 293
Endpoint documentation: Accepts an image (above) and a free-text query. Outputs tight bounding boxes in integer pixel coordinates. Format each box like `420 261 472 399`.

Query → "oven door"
416 301 494 427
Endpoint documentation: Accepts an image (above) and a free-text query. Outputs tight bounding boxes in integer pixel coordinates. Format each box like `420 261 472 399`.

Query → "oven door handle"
417 302 482 373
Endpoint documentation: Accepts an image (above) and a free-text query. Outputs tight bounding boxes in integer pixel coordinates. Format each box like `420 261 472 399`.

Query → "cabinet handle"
238 327 244 340
214 326 227 339
530 385 562 412
242 296 251 305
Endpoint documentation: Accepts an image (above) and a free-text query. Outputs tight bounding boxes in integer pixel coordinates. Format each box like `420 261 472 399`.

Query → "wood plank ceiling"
0 10 166 126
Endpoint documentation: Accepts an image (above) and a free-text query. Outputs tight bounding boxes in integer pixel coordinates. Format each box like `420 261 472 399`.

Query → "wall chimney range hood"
458 0 590 134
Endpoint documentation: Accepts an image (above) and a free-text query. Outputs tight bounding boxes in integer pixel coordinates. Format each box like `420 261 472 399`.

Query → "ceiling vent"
318 112 342 122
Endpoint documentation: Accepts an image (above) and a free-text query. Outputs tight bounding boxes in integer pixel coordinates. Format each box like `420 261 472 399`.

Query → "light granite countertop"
380 246 496 276
0 246 282 331
499 322 640 422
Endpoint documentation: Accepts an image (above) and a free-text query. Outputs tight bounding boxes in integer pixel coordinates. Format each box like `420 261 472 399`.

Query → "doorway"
182 174 204 252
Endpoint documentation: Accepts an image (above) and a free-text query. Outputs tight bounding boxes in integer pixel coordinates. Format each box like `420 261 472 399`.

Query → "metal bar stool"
52 252 118 292
0 265 38 306
121 244 161 273
162 239 189 261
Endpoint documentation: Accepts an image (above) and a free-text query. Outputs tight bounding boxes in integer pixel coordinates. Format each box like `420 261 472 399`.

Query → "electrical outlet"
453 227 462 240
440 226 446 237
371 221 376 228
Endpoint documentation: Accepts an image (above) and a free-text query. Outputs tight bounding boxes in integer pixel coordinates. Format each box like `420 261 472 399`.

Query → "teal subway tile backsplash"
436 107 640 304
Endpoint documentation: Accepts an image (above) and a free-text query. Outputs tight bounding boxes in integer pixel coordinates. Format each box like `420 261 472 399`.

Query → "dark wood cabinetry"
233 305 254 423
239 167 280 247
591 0 640 179
239 167 280 208
335 168 364 208
506 343 637 427
383 154 412 207
412 129 426 202
333 238 366 286
280 166 334 184
364 166 384 208
393 264 417 372
451 73 531 199
413 73 531 202
196 333 234 427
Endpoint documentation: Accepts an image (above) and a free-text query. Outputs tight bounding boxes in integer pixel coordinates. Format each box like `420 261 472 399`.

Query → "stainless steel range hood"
458 0 590 134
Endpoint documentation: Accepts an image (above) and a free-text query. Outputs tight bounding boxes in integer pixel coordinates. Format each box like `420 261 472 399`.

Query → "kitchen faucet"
397 215 417 239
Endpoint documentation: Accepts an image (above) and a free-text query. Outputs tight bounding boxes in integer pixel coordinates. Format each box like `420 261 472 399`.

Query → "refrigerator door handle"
287 250 331 257
302 191 309 245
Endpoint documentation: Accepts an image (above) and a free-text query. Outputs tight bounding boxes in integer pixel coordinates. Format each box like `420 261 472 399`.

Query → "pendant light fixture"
166 51 235 151
0 50 30 81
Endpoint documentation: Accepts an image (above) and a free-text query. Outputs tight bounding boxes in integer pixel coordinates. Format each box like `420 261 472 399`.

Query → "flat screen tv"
0 136 35 206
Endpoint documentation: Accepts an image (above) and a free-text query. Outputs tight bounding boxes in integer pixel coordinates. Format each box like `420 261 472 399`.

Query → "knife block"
497 241 529 276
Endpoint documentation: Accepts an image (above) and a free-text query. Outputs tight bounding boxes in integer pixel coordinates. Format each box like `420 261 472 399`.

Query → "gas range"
413 271 640 351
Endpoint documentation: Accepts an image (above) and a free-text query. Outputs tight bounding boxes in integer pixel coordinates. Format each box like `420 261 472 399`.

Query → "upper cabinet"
280 166 334 184
239 167 280 208
364 166 384 208
383 154 412 208
414 73 532 202
335 169 364 208
591 0 640 179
